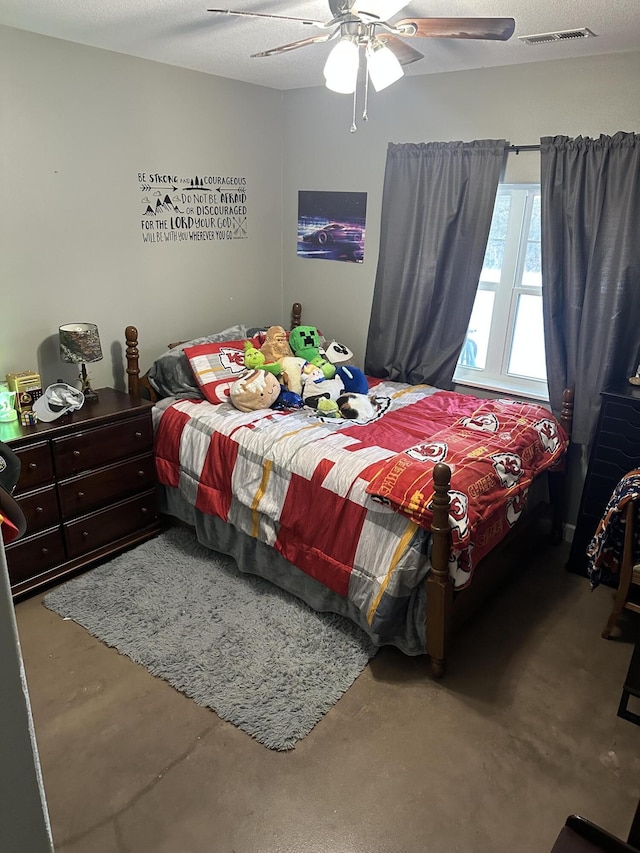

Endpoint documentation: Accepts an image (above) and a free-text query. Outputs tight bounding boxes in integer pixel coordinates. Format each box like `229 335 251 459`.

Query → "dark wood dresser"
567 383 640 578
1 387 161 598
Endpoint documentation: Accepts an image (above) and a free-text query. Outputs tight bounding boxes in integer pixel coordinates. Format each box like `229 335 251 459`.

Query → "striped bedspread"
153 382 567 645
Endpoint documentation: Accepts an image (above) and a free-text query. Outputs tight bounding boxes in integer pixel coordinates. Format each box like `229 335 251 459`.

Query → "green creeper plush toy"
289 326 335 379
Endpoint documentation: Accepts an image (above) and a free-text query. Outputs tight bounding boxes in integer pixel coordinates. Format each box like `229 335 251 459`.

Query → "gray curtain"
365 140 506 389
541 132 640 445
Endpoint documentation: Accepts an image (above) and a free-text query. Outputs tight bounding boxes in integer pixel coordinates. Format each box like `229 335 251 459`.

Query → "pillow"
148 324 248 399
183 340 250 404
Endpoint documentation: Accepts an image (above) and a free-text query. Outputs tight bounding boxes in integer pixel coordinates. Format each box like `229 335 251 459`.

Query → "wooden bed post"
125 325 141 398
426 462 453 678
290 302 302 330
559 387 574 439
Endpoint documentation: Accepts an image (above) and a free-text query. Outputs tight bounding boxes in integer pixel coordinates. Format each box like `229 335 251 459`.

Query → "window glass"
508 294 547 380
454 185 548 399
460 291 495 370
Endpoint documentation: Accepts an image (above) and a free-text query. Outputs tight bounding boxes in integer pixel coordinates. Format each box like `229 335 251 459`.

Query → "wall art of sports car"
297 190 367 263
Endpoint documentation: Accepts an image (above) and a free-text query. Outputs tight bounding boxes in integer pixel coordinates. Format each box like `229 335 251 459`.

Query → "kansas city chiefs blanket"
153 382 567 646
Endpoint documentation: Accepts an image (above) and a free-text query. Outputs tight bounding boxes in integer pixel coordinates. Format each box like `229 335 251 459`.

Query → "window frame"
453 183 548 401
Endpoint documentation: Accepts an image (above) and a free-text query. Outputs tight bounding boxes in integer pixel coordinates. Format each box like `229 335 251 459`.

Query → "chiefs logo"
427 489 469 544
218 347 247 375
448 546 473 589
506 489 528 527
406 440 448 463
461 413 499 432
448 490 469 544
534 418 560 453
491 452 523 488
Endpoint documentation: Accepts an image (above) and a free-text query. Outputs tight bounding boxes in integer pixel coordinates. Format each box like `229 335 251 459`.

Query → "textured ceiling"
2 0 639 90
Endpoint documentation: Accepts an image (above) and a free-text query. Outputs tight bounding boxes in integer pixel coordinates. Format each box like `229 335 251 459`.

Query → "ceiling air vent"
518 28 597 45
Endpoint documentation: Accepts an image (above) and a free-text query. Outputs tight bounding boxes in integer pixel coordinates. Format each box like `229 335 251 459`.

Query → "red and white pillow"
183 340 249 404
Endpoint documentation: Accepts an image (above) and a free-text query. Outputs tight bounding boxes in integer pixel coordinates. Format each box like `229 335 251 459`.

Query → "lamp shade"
59 323 103 364
366 41 404 92
324 37 360 94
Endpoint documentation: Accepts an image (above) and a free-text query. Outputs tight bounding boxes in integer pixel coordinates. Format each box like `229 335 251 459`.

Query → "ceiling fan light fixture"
323 36 360 93
366 40 404 91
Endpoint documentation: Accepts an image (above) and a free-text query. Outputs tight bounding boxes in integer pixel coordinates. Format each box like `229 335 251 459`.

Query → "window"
454 185 548 400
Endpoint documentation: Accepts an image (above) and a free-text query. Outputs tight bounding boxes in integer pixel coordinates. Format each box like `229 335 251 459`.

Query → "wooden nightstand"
0 388 161 599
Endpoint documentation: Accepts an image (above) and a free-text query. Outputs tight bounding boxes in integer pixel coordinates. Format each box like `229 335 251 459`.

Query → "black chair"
551 800 640 852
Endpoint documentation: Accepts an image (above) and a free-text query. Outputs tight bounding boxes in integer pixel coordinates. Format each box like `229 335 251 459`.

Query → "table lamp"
59 323 103 402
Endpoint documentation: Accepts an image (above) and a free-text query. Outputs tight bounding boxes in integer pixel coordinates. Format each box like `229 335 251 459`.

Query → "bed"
124 303 574 676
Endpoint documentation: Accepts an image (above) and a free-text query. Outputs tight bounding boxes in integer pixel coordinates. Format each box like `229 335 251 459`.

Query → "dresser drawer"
16 485 60 534
598 418 640 453
57 453 156 518
590 454 640 489
5 527 66 585
601 398 640 427
52 413 153 477
63 489 158 558
13 442 55 493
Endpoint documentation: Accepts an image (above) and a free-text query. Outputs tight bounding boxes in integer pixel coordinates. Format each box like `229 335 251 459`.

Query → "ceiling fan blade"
328 0 356 18
207 9 325 27
395 17 516 41
354 0 408 20
377 34 424 66
252 33 335 58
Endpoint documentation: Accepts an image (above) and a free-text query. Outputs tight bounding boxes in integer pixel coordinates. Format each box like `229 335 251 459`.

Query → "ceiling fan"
207 1 516 130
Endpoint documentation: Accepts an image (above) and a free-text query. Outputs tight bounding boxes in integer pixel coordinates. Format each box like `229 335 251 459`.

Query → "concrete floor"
14 540 640 853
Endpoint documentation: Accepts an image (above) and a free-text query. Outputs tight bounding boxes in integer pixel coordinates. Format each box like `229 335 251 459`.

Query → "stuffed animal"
335 365 368 395
316 399 341 418
289 325 321 362
243 340 282 377
272 386 304 410
259 326 293 363
336 393 376 421
229 369 281 412
323 341 354 365
302 366 345 409
279 356 307 396
289 325 336 379
243 340 264 369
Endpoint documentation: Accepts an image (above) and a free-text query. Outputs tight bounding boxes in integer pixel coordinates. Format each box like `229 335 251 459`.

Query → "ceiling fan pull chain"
362 56 370 123
350 84 358 133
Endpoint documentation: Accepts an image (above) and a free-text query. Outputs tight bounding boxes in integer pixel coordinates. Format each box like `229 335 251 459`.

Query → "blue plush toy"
272 386 304 410
335 365 368 395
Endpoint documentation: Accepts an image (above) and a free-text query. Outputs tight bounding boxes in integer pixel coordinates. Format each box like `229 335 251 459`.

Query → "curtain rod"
506 144 541 154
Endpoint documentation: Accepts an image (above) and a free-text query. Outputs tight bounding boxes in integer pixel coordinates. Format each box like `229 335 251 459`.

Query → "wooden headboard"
125 301 303 400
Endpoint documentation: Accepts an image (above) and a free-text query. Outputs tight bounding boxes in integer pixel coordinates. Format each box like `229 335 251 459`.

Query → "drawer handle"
36 506 43 514
77 491 85 499
29 462 37 470
137 470 145 478
82 531 89 539
73 450 81 458
135 431 142 438
41 547 48 556
141 507 148 515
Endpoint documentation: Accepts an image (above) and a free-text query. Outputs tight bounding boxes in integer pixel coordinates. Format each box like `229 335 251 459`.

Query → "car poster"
297 190 367 263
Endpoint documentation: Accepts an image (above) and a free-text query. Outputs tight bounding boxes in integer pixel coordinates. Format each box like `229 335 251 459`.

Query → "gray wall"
0 533 53 852
1 26 285 388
